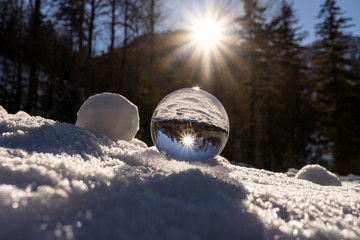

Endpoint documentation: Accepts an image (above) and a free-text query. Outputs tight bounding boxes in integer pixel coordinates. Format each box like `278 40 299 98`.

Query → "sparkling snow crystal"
0 107 359 240
75 93 139 141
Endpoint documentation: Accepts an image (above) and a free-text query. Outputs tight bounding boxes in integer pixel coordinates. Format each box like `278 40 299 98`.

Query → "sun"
181 135 194 146
180 2 235 57
191 17 223 49
180 129 196 146
168 1 239 88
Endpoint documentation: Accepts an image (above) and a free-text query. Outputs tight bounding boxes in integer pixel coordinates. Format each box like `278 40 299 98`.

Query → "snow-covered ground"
0 106 359 240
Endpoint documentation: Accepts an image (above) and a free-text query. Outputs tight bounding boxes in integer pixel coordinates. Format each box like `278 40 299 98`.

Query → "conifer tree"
313 0 360 174
237 0 268 168
268 0 314 170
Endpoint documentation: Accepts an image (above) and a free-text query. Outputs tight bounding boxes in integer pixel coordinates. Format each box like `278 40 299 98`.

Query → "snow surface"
295 164 342 186
1 106 360 240
152 88 230 132
75 93 139 141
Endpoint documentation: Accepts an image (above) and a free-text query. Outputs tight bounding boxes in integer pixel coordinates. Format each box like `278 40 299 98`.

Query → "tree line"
0 0 359 175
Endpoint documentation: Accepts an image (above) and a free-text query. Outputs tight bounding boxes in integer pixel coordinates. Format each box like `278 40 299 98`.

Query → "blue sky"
292 0 360 44
164 0 360 45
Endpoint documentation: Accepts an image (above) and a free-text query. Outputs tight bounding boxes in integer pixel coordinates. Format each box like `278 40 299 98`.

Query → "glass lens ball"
150 87 230 161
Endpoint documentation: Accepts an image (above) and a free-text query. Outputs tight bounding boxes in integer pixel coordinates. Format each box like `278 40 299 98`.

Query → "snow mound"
285 168 299 177
1 107 359 240
75 93 139 141
0 105 7 114
295 164 342 186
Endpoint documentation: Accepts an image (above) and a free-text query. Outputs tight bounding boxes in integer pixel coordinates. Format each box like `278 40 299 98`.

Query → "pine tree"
237 0 268 168
313 0 360 174
268 0 314 170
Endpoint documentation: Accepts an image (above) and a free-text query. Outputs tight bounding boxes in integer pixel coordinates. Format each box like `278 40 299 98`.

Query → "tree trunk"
249 83 256 167
149 0 155 66
69 0 74 50
15 0 24 110
88 0 95 58
79 0 85 54
287 116 295 168
110 0 116 52
26 0 41 114
121 0 129 71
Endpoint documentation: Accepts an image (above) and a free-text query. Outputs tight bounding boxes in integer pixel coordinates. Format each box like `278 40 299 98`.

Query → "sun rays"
156 2 241 90
180 129 196 147
173 1 238 88
181 135 195 146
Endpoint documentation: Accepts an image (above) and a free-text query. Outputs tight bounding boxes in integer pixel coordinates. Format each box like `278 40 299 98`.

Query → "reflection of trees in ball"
152 119 228 157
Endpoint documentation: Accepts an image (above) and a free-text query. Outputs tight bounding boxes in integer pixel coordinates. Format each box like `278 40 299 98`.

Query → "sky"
164 0 360 45
292 0 360 44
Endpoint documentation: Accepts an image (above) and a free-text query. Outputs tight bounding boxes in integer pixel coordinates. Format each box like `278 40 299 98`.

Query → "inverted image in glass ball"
150 87 230 161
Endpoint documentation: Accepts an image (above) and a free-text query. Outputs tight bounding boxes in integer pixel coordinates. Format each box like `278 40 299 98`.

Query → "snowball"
295 164 342 186
75 93 139 141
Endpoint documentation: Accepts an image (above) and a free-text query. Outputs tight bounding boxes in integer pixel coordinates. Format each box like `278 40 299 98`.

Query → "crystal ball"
150 87 230 161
